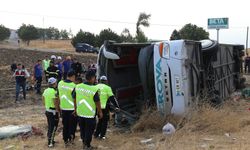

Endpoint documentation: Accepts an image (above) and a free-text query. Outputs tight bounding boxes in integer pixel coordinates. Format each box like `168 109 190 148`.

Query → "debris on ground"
201 138 214 141
0 125 43 140
3 145 15 150
162 123 176 135
140 138 153 144
241 88 250 99
0 125 32 140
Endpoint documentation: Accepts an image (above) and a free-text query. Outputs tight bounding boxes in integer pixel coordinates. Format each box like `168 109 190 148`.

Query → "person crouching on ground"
94 76 120 140
42 77 60 148
73 70 103 150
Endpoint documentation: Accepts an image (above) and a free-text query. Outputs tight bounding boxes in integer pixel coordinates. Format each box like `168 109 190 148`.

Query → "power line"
0 10 195 28
0 10 249 29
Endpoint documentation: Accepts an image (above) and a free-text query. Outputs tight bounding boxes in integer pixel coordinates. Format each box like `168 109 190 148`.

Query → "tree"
136 12 151 42
120 28 135 42
136 31 148 43
178 23 209 41
97 28 122 46
170 29 181 40
0 24 10 41
60 29 69 40
18 24 39 46
46 27 60 40
71 30 97 47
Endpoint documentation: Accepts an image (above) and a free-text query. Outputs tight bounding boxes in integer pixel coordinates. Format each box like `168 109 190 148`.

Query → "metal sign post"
208 18 229 42
217 28 219 43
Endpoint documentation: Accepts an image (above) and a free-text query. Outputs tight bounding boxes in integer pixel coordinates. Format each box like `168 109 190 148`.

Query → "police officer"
57 71 77 146
73 70 103 150
13 63 30 103
42 77 59 148
94 76 119 139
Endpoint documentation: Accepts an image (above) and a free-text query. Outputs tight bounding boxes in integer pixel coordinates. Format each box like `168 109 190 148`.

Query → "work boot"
84 145 97 150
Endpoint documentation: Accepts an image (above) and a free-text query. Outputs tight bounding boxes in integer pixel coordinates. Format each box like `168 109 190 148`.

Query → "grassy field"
20 40 75 51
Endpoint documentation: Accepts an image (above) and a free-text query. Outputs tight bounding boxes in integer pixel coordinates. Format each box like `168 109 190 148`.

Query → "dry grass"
20 40 74 51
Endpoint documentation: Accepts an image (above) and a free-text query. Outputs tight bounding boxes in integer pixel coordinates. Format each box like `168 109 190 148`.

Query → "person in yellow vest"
42 77 59 148
57 71 76 146
94 76 120 140
42 56 51 82
73 70 103 150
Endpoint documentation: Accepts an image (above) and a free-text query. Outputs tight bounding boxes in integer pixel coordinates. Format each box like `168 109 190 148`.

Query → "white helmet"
48 77 57 84
57 56 62 60
162 123 176 135
51 55 56 59
100 76 107 81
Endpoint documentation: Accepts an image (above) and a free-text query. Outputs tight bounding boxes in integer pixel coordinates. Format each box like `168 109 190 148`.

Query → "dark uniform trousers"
61 110 77 143
94 109 109 137
78 117 96 147
45 111 59 145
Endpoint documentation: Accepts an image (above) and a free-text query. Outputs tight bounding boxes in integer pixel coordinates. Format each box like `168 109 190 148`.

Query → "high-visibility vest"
96 83 114 109
58 80 76 110
75 83 98 118
43 88 57 110
43 59 50 70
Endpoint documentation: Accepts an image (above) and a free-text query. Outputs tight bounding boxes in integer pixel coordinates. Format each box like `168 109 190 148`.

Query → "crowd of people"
11 55 120 150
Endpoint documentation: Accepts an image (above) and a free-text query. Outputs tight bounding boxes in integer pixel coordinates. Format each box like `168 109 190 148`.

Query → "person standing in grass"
42 77 60 148
62 56 72 80
73 70 103 150
94 76 120 140
13 63 30 103
33 59 43 94
57 71 77 147
43 56 51 82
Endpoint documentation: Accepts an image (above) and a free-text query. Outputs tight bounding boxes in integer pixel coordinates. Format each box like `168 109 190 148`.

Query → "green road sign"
208 18 229 29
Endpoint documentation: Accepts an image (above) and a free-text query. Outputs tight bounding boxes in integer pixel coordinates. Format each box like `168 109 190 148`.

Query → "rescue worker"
13 64 30 103
94 76 120 139
42 77 60 148
46 61 59 80
56 56 63 82
62 56 72 80
42 56 51 82
73 70 103 150
57 71 77 146
33 60 43 94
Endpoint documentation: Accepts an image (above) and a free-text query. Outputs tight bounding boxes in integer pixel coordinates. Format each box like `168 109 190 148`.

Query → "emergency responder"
73 70 103 150
57 71 77 146
42 77 60 148
33 60 43 94
42 56 50 82
46 61 59 80
94 76 120 139
13 63 30 103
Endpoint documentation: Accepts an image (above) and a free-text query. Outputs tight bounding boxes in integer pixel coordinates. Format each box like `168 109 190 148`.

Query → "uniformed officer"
42 77 59 148
94 76 120 139
57 71 77 146
73 70 103 150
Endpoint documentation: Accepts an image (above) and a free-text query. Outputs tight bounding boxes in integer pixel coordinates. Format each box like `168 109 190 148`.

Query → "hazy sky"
1 0 249 46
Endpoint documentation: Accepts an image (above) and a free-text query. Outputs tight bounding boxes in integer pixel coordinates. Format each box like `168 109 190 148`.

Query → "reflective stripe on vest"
75 83 97 118
78 99 95 113
58 81 75 110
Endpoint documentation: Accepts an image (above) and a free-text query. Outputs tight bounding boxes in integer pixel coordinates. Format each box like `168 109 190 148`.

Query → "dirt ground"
1 47 250 150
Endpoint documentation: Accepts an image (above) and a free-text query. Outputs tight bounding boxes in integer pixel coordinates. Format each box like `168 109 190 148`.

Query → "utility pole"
246 26 249 54
43 17 45 44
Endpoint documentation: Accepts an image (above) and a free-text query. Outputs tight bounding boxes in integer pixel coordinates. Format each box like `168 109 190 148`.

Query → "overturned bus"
97 39 244 119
